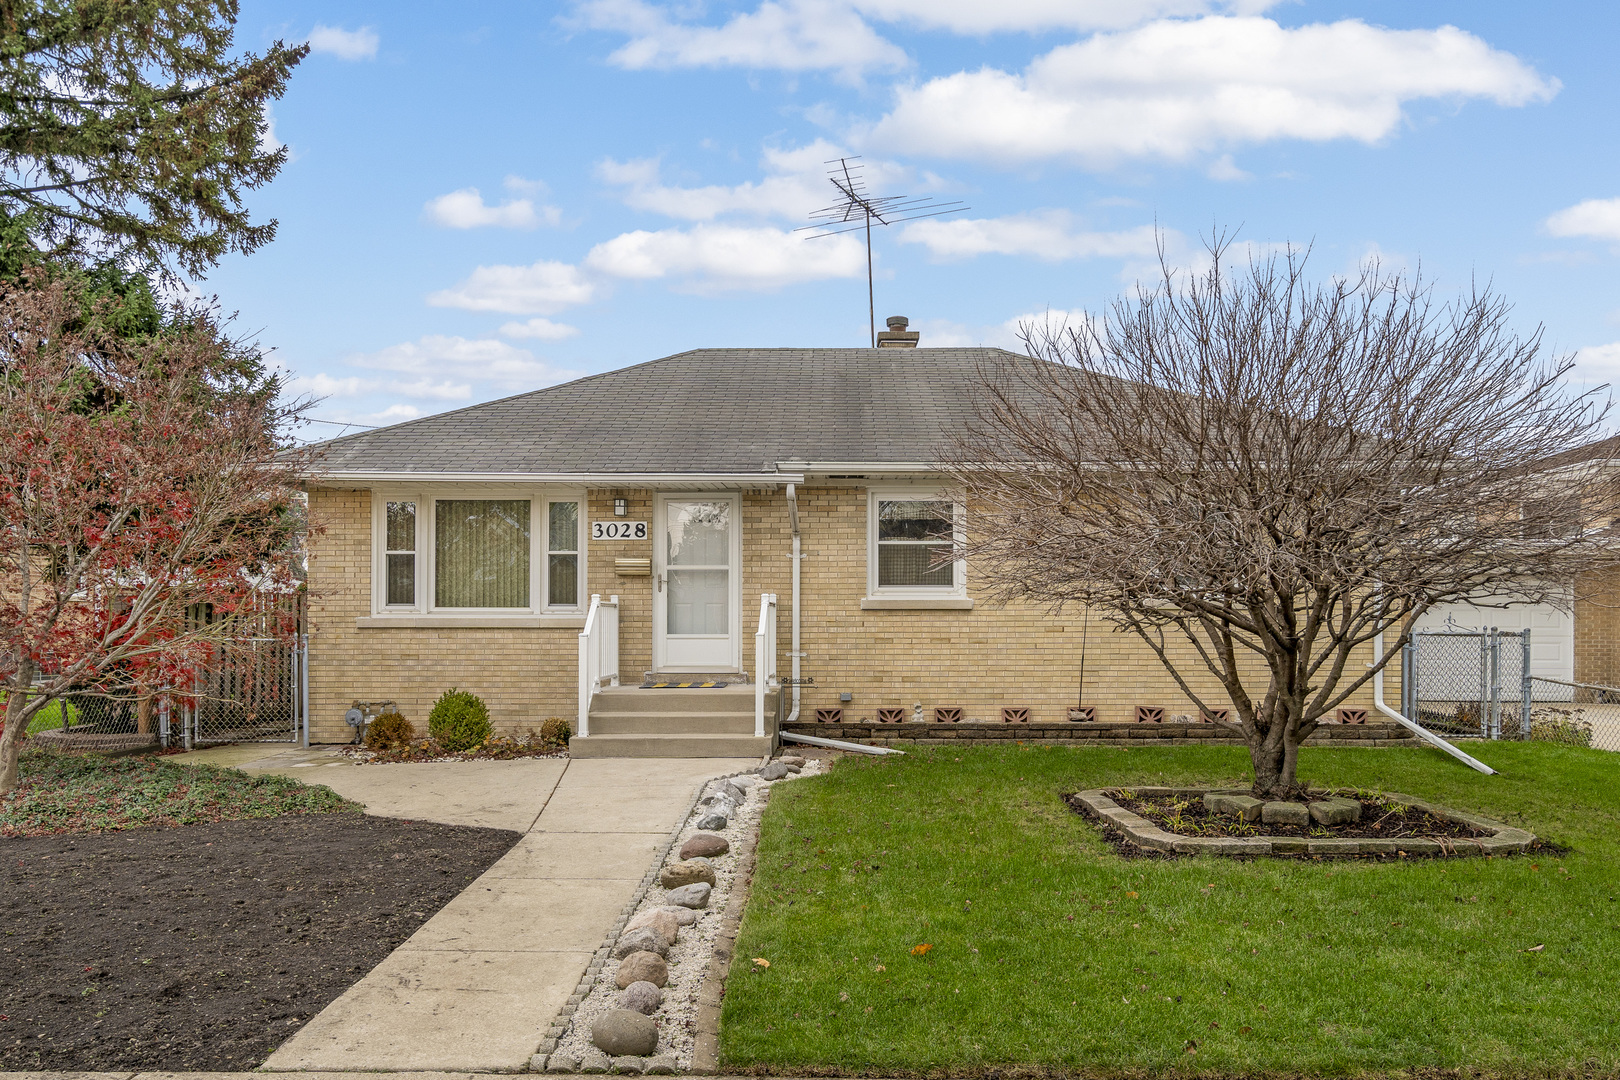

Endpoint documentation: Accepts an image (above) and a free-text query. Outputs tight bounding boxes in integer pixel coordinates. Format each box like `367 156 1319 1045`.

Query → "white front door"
654 494 740 671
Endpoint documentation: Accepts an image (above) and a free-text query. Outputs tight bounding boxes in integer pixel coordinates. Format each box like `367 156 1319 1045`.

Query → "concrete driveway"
203 751 763 1072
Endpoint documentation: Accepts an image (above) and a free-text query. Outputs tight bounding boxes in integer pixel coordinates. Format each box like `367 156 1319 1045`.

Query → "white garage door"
1411 594 1573 685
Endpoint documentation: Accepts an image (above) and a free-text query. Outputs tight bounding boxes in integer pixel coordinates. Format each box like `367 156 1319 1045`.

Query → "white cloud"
258 104 285 157
349 335 581 391
424 187 560 229
390 378 474 401
850 0 1278 33
568 1 1286 76
427 261 596 315
599 140 926 222
287 372 369 398
571 0 907 78
1206 153 1251 181
1545 198 1620 244
910 308 1096 350
900 212 1160 261
585 224 865 291
499 318 581 341
308 24 379 60
863 17 1558 166
1572 342 1620 387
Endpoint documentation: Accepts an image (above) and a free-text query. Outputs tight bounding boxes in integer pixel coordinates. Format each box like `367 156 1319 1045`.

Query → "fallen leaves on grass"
753 958 771 967
1524 943 1545 952
911 943 933 956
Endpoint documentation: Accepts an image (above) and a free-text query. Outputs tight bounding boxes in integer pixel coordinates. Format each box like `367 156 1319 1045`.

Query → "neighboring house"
299 340 1396 753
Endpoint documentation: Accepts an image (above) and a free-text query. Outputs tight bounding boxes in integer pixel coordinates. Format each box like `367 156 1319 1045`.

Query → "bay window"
371 489 584 617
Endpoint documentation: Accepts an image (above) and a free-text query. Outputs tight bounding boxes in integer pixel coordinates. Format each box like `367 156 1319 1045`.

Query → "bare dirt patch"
0 813 519 1072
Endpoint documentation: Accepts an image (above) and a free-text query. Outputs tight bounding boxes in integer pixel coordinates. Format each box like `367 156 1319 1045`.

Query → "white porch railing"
577 593 620 739
755 592 778 738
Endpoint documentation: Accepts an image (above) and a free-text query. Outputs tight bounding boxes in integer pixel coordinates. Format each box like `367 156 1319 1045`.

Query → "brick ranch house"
296 340 1612 756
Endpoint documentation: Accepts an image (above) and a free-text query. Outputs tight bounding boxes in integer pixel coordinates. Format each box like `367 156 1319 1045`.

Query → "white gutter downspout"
1372 623 1496 775
786 484 802 724
778 484 904 756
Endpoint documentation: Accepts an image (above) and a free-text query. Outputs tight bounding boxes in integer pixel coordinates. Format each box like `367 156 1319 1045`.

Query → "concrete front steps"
569 684 778 758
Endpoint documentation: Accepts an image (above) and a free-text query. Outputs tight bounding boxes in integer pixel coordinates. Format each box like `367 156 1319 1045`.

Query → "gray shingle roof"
309 347 1032 476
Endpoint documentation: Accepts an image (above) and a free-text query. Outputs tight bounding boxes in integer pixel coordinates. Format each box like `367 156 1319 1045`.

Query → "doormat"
640 680 731 688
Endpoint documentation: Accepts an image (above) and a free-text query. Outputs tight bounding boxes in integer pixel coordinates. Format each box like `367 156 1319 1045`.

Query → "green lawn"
0 749 360 836
722 742 1619 1077
23 697 80 733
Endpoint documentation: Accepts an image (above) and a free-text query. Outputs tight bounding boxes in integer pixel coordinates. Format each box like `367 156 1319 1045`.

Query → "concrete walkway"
228 754 760 1072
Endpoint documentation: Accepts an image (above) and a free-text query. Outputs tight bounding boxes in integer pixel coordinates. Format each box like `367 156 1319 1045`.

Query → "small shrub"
366 710 416 751
428 689 492 752
540 716 571 746
1528 708 1594 747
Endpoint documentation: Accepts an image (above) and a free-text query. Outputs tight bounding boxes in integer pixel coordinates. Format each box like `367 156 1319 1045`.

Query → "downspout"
1372 623 1496 775
786 484 802 724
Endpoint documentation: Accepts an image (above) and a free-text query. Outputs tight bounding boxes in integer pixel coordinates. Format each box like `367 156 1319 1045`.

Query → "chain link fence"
26 595 308 749
1521 678 1620 752
1402 629 1531 739
1403 628 1619 751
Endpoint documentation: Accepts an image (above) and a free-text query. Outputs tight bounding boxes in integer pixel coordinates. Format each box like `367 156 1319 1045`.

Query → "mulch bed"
0 812 520 1072
1105 789 1484 840
1063 790 1569 860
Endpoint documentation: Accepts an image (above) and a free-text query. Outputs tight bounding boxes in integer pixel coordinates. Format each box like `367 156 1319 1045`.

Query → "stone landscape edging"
530 760 767 1073
1072 786 1536 857
686 791 764 1076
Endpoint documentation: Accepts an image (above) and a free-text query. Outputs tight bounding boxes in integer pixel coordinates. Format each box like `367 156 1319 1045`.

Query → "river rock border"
1073 787 1536 857
530 757 822 1074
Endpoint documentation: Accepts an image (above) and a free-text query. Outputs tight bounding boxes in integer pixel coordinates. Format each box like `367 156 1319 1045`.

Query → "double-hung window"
867 489 965 598
372 490 585 616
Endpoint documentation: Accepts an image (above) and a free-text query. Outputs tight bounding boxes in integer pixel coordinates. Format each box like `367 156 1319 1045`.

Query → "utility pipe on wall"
786 484 802 723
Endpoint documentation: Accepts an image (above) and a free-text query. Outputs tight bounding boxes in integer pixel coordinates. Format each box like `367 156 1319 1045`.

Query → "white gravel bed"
554 758 826 1069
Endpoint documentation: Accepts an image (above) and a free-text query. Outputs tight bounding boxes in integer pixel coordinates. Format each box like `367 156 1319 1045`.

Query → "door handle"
657 574 665 592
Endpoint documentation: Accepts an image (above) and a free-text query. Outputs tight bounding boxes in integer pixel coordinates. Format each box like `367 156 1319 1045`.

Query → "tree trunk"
1248 725 1304 801
0 659 37 794
137 690 154 734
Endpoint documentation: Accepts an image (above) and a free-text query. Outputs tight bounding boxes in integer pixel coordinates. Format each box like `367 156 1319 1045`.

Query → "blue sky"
211 1 1620 437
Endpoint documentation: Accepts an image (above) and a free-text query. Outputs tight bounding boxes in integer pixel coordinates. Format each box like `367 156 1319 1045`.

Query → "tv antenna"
798 157 966 347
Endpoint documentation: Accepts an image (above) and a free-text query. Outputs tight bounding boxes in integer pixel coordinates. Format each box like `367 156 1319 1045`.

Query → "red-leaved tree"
0 275 312 792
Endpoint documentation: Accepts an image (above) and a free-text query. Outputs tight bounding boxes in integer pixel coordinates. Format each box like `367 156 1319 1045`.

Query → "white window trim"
864 487 969 608
367 487 586 621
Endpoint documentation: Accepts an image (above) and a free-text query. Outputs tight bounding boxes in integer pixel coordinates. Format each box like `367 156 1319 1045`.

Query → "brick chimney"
876 315 920 348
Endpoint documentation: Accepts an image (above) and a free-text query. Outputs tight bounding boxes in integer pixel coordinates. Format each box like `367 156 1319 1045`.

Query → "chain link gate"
1401 629 1532 739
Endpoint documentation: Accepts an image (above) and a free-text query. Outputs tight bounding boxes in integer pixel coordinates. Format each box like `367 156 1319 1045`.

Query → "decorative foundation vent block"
1338 708 1369 724
1068 706 1098 722
1001 706 1031 724
876 707 906 724
1136 705 1166 724
934 706 964 723
814 707 843 723
1202 709 1230 723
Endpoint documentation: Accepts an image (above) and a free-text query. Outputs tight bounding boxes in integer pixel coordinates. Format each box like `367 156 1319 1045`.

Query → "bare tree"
945 240 1619 798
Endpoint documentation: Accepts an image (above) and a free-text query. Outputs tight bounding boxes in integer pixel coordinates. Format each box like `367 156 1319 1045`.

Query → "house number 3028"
591 521 648 540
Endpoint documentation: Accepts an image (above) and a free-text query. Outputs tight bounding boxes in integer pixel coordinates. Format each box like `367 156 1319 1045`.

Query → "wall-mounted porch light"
613 497 628 517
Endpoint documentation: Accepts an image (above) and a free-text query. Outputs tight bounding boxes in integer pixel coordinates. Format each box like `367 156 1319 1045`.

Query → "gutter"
786 484 802 724
1372 624 1496 775
783 730 903 756
309 470 805 486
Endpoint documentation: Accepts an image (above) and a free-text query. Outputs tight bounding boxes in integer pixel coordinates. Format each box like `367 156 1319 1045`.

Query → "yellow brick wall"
305 483 1388 739
1574 568 1620 688
782 485 1386 723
